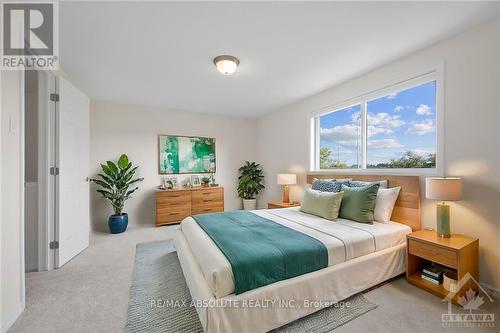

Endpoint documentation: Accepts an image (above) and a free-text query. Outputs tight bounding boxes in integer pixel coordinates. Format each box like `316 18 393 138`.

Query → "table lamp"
425 177 463 238
277 174 297 203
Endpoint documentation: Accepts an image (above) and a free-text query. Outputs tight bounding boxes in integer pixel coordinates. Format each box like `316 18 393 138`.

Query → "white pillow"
374 187 401 223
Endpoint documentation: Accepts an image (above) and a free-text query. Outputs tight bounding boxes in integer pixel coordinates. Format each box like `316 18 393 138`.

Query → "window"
313 72 438 170
319 105 361 169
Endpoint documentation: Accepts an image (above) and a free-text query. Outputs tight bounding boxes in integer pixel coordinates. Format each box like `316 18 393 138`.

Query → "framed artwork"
191 175 201 187
158 135 216 174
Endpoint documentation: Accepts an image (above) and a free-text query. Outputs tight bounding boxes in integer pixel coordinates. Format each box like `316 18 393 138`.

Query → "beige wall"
257 18 500 290
89 102 258 231
1 71 25 331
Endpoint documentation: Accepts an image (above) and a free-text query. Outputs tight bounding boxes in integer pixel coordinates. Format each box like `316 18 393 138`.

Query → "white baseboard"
1 302 24 333
481 283 500 296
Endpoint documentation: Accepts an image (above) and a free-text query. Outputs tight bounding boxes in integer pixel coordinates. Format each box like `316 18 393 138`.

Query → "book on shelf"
421 273 441 285
422 265 444 279
421 271 442 282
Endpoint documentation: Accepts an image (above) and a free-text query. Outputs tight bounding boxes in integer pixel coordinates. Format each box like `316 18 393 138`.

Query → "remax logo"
1 1 58 69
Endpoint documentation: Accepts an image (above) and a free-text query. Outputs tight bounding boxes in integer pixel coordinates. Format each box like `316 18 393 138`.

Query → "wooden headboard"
307 174 421 231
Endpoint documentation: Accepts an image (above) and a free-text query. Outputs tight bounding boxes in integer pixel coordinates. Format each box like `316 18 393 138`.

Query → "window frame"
310 65 444 175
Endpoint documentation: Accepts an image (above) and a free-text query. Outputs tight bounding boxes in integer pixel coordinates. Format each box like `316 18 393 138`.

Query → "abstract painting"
158 135 216 174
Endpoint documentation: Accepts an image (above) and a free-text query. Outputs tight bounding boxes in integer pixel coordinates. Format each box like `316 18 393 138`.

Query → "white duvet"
180 207 411 298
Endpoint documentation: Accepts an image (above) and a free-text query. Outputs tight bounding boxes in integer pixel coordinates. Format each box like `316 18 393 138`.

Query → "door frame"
35 71 56 271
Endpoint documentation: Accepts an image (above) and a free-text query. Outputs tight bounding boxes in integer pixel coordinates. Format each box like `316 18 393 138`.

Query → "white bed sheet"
180 207 411 298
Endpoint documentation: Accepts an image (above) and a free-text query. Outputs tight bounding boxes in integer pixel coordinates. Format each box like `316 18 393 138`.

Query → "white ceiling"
60 1 500 118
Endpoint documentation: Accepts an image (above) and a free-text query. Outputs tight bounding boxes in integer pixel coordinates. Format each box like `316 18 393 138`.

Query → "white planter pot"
243 199 257 210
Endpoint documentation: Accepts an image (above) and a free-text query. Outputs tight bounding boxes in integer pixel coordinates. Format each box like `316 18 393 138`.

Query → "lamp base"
282 185 290 203
436 203 451 238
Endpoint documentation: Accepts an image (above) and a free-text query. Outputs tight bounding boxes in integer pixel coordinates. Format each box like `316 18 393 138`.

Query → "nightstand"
267 201 301 209
406 230 479 305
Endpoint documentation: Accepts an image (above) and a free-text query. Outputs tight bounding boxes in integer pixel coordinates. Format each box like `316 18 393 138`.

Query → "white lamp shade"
425 177 463 201
277 173 297 185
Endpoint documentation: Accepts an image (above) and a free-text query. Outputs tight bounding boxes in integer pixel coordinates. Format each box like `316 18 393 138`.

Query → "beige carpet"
9 225 500 333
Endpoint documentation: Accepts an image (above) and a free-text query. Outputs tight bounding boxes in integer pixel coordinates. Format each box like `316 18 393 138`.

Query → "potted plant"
237 161 265 210
91 154 144 234
201 177 210 187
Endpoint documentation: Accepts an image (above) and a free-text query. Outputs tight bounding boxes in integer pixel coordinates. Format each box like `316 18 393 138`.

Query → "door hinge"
50 167 59 175
49 241 59 250
50 93 59 102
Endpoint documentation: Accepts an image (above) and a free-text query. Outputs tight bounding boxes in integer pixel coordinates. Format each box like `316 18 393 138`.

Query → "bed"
174 174 420 333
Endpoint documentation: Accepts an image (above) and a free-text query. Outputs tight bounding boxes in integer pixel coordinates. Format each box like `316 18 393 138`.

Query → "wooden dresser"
156 187 224 226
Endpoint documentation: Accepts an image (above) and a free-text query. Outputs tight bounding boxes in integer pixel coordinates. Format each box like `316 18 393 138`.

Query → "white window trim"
310 63 444 176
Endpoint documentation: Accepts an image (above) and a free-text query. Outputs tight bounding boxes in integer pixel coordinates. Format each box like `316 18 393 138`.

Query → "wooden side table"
267 201 301 209
406 230 479 305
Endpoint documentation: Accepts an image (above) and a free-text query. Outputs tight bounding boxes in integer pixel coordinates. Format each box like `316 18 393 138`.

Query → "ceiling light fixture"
213 55 240 75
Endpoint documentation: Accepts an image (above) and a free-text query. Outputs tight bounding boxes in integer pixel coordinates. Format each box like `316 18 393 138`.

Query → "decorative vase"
108 213 128 234
243 199 257 210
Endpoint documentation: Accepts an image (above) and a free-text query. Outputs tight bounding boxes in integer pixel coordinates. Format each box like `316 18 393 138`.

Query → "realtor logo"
1 1 58 70
441 273 495 328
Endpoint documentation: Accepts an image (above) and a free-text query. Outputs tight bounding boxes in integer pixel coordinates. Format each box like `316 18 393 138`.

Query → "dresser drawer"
157 209 191 224
157 191 191 204
192 205 224 215
408 239 458 268
192 188 223 203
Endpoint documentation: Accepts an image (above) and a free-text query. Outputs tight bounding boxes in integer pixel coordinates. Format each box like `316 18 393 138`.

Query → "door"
55 77 90 267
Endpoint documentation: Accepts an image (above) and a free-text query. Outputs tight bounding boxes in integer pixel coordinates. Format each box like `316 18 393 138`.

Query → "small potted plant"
91 154 144 234
201 177 210 187
237 161 265 210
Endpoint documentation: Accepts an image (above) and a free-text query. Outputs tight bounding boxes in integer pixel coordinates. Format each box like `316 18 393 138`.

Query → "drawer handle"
203 208 212 211
203 199 213 202
169 212 180 216
169 195 181 198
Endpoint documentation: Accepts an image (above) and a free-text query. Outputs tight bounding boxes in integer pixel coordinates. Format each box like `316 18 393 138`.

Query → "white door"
56 77 90 267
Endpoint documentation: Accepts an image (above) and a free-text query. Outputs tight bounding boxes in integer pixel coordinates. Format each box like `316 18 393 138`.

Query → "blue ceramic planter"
108 213 128 234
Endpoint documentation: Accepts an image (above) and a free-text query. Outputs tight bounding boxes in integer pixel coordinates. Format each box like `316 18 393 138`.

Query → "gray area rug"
125 240 377 333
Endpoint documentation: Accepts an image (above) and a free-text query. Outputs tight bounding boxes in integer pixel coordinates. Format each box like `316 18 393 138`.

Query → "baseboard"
481 283 500 296
1 302 24 333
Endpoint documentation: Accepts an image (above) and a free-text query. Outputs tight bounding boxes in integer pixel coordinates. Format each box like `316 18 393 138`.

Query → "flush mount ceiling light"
213 55 240 75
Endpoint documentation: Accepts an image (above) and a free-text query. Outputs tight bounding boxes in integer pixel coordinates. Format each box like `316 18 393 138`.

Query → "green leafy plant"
201 177 210 185
91 154 144 216
237 161 265 199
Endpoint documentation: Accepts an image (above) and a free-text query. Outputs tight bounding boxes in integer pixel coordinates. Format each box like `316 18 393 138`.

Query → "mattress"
180 207 411 298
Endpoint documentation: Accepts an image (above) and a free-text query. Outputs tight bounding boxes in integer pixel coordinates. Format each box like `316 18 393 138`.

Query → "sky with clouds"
320 81 436 167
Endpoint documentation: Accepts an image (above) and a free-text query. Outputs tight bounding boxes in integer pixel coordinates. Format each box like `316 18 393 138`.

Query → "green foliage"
237 161 265 199
201 177 210 184
368 151 436 169
320 147 435 169
319 147 349 169
91 154 144 215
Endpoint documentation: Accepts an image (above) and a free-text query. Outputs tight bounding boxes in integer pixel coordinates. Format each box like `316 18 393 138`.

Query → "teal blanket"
192 211 328 294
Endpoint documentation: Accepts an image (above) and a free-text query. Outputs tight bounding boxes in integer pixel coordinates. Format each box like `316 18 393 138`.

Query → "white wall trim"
20 70 26 314
0 63 3 333
1 302 23 333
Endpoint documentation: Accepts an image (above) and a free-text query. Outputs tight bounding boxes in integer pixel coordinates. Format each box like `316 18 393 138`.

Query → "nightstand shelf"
406 230 479 305
407 271 450 299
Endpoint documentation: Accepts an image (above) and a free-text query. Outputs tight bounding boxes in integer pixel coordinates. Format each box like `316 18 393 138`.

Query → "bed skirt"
175 230 406 333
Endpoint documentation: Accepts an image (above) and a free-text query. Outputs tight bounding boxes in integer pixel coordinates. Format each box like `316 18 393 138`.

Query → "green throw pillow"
300 189 344 220
339 184 380 223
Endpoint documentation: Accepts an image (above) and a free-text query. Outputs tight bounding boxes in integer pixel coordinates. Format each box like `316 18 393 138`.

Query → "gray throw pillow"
348 180 388 189
311 179 350 192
